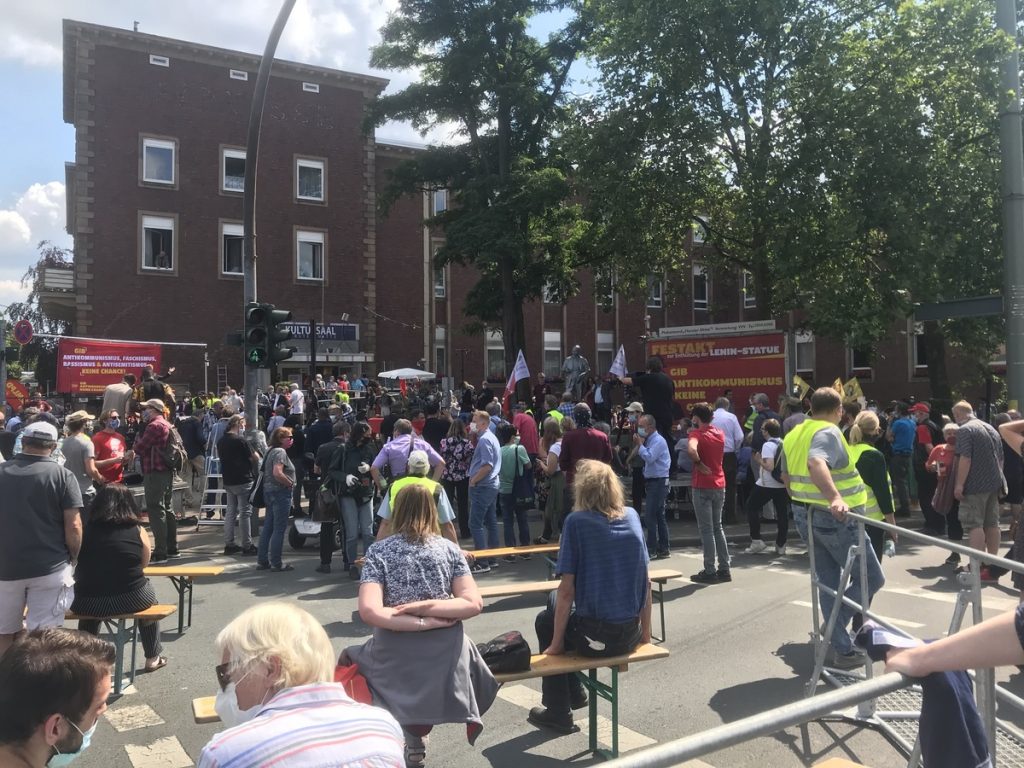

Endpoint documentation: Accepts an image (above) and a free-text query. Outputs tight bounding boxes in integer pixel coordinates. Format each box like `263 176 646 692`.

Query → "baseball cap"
142 398 166 412
909 403 930 414
407 450 430 473
21 421 59 441
625 402 644 413
66 409 96 424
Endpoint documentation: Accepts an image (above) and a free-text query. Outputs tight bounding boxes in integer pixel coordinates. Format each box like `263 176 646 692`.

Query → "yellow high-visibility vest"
781 418 867 510
388 475 441 509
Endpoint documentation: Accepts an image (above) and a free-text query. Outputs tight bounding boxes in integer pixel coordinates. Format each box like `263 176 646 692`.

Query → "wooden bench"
191 643 670 759
478 569 684 643
471 544 560 560
144 565 225 634
66 604 177 695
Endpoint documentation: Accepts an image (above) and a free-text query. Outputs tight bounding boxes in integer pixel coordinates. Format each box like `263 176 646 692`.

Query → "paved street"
74 512 1024 768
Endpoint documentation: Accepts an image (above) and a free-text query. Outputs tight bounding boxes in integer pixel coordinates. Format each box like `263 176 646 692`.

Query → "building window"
435 326 447 376
597 331 614 374
296 230 324 281
542 281 559 304
693 214 708 244
795 331 815 375
229 69 248 81
149 54 169 67
543 331 562 379
222 148 245 192
486 330 505 379
142 137 175 185
432 189 448 216
141 214 174 271
742 270 756 309
692 264 709 311
851 346 872 372
647 274 663 309
221 222 243 276
302 82 320 93
913 323 928 370
595 270 615 307
434 266 446 298
296 158 325 202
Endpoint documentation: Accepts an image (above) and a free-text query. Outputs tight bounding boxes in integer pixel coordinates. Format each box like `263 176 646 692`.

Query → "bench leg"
575 667 620 760
169 576 192 634
126 618 139 690
652 582 666 644
105 618 126 695
544 555 557 580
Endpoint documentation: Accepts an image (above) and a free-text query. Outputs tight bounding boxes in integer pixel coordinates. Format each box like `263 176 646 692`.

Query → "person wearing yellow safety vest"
780 387 884 669
375 450 459 545
847 411 897 563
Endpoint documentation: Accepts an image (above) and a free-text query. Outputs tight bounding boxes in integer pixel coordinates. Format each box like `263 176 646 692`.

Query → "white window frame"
221 148 246 193
302 82 320 93
296 158 325 202
435 326 447 376
140 214 175 272
795 331 815 375
597 331 615 374
296 230 325 282
543 330 563 379
142 137 176 185
434 265 447 298
542 281 558 304
221 222 244 276
742 270 756 309
486 330 505 379
229 69 248 81
692 264 709 311
432 189 448 216
693 214 708 244
647 274 664 309
149 54 169 67
850 345 872 373
912 322 928 370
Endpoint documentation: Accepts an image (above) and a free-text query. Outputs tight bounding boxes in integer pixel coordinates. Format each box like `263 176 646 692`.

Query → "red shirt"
512 412 540 456
92 430 127 483
688 425 726 490
559 427 613 485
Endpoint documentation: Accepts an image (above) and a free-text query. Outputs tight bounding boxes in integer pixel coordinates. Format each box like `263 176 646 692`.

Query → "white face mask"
214 681 262 728
469 422 479 434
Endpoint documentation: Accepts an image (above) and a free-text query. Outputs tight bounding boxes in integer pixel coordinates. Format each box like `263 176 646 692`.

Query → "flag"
792 374 811 401
504 349 531 397
609 345 628 379
843 377 864 403
832 377 844 395
399 378 407 398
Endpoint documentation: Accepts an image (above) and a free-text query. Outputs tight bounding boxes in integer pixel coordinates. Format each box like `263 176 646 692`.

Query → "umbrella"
376 367 436 380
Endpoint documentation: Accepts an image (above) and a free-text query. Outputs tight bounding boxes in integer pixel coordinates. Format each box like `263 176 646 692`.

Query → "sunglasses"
215 662 233 691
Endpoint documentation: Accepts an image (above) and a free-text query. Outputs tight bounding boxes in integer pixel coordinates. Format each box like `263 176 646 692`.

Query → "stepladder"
197 455 227 528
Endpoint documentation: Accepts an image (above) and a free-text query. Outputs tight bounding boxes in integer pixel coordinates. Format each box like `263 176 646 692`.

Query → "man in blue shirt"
468 410 502 573
888 402 916 518
633 414 671 557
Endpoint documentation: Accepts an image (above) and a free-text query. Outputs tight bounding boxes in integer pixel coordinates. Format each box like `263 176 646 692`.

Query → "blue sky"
0 1 590 314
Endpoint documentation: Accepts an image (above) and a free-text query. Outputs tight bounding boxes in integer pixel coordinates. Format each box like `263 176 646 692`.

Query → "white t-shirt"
758 439 785 488
289 389 305 414
548 441 562 459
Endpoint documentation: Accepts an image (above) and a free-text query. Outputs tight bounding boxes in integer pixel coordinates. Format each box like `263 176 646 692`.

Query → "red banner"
648 332 787 412
57 339 162 395
5 379 28 410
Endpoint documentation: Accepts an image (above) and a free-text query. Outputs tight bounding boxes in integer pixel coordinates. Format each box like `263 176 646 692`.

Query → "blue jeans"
258 486 291 568
340 497 374 565
469 484 500 562
644 478 670 553
692 487 728 572
500 493 531 547
799 504 885 653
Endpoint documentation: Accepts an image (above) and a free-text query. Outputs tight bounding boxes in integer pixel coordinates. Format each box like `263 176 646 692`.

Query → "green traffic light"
248 348 266 364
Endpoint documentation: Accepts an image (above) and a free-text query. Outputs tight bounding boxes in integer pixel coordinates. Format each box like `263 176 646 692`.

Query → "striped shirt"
198 683 404 768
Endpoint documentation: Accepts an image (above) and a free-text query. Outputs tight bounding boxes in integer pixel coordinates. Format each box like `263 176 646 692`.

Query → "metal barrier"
608 508 1024 767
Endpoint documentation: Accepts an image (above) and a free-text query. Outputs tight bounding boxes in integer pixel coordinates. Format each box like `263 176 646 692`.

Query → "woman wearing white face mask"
199 603 404 768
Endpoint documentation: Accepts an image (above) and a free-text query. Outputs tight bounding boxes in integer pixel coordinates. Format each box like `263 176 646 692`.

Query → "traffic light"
244 302 268 367
265 305 295 366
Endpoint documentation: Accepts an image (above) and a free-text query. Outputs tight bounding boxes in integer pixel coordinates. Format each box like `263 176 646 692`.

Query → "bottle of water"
883 539 896 558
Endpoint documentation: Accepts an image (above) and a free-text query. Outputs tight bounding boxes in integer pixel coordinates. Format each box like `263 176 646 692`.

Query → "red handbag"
334 663 373 704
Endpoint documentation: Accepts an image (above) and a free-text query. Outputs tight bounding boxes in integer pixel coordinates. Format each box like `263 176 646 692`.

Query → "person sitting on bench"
529 460 652 734
199 603 404 768
72 483 168 673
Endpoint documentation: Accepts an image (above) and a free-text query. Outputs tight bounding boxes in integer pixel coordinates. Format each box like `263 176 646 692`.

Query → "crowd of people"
5 355 1024 765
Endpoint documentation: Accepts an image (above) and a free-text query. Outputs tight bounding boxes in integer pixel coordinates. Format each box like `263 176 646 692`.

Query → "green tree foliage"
577 0 1006 393
368 0 590 373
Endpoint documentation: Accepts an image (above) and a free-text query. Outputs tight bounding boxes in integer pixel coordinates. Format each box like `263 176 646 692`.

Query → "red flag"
399 378 407 397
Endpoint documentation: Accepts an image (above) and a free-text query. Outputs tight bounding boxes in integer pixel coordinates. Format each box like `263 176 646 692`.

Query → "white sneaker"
743 540 768 554
775 545 787 556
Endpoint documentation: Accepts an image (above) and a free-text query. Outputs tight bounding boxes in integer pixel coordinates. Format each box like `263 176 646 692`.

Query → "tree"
576 0 1006 395
368 0 590 379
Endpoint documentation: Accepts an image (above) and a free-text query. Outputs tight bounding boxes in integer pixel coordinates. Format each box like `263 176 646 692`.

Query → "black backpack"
769 438 784 484
157 425 188 473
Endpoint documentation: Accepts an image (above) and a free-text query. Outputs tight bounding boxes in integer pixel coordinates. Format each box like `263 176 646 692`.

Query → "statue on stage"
561 345 591 401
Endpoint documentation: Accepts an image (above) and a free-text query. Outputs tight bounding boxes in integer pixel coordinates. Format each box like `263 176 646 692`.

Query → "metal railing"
607 508 1024 767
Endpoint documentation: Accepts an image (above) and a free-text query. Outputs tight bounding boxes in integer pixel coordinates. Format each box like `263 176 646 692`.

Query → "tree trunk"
923 320 952 406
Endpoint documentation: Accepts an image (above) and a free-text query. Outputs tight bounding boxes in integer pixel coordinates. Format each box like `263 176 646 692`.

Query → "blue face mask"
637 427 648 437
108 418 120 430
50 718 96 766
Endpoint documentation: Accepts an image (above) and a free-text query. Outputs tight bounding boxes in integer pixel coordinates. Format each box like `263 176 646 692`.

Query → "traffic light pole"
242 0 296 439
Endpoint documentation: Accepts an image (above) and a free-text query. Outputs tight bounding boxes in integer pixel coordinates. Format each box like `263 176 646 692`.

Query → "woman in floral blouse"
440 418 474 539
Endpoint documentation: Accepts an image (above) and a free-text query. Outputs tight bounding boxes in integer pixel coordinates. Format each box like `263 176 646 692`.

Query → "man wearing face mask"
0 628 115 766
200 603 404 768
467 410 502 574
633 414 672 558
92 410 128 484
131 399 178 563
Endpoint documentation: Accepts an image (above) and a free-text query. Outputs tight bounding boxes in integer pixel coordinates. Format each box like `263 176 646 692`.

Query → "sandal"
404 736 428 767
271 564 294 572
142 656 168 672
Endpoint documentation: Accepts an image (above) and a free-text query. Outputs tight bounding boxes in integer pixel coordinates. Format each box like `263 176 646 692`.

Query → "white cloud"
0 181 71 309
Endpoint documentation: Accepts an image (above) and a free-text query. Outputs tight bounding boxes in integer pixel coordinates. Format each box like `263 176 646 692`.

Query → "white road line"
497 684 656 753
124 736 193 768
104 703 165 732
881 585 1019 613
789 600 925 629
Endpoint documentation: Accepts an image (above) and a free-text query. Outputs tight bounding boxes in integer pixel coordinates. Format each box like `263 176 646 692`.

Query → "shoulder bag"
249 451 270 509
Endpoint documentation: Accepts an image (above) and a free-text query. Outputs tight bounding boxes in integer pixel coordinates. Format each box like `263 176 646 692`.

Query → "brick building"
59 20 986 406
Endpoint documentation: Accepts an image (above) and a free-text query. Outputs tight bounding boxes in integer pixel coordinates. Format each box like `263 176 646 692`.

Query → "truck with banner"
57 338 162 395
647 322 788 412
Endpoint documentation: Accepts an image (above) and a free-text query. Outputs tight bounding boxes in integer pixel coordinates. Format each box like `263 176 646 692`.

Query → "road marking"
498 684 656 753
124 736 193 768
881 585 1019 612
105 703 165 732
789 600 925 629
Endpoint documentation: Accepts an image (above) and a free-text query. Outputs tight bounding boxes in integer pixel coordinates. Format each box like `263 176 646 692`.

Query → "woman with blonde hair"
199 602 404 768
534 417 564 543
256 427 296 572
528 459 652 735
342 484 497 766
848 410 897 561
